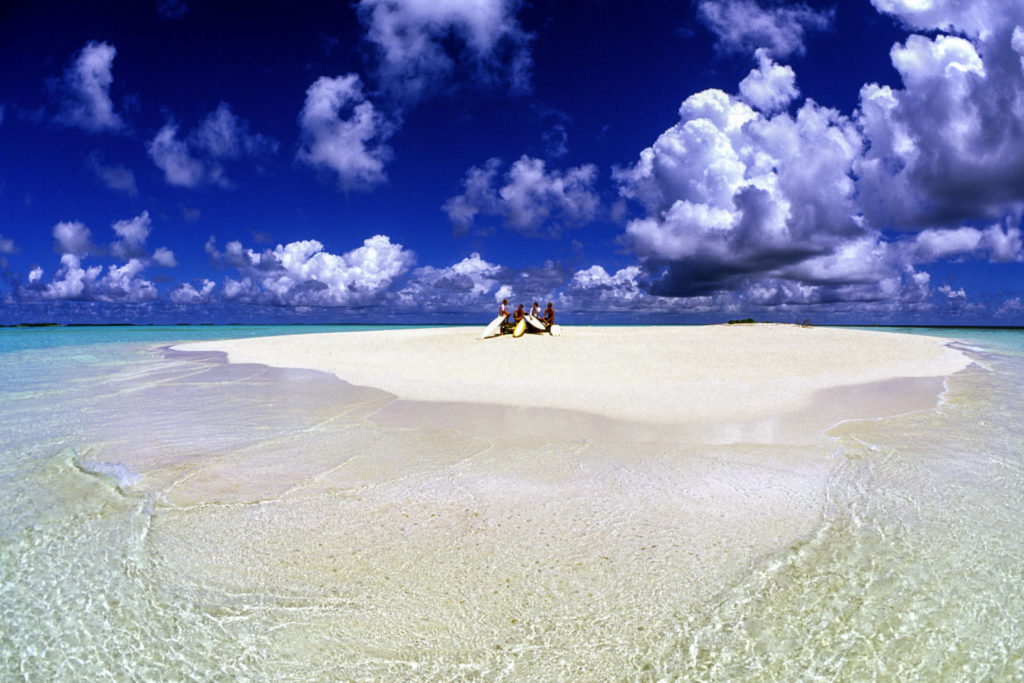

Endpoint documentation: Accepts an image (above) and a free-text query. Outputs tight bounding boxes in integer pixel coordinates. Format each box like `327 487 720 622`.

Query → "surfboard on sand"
524 314 545 332
480 315 504 339
513 318 527 337
549 324 562 336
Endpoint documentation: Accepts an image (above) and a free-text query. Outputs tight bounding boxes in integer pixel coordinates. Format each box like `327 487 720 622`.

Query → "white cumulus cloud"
855 13 1024 230
357 0 531 102
152 247 177 268
911 224 1024 263
55 41 124 132
444 155 600 237
170 279 216 304
106 211 176 266
297 75 394 192
566 265 646 308
148 123 205 187
149 103 276 188
396 252 506 311
615 87 866 296
194 102 277 160
562 263 735 315
870 0 1024 41
697 0 833 58
207 234 415 307
53 221 93 256
34 254 157 303
580 0 1024 317
111 211 152 259
739 49 800 113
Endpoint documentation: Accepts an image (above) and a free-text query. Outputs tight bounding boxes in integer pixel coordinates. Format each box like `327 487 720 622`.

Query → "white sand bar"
178 325 970 439
149 325 975 674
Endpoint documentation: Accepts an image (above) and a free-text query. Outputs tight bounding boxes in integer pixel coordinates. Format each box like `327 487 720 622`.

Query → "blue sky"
2 0 1023 325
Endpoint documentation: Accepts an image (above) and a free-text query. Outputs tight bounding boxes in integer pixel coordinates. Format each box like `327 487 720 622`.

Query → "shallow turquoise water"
1 325 1022 678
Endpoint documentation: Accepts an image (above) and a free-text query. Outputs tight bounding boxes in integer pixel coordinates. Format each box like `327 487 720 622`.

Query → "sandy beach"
178 324 971 444
134 324 984 676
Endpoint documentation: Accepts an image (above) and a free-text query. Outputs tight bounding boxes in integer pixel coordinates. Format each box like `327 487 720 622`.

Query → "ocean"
1 325 1021 679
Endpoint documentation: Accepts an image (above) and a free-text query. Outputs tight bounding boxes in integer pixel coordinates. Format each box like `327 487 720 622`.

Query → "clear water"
1 326 1022 679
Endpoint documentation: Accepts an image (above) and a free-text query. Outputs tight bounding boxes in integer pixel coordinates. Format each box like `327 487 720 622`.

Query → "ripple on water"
2 339 1023 678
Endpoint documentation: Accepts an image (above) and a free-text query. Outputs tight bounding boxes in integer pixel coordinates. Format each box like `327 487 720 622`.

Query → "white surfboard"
524 314 545 331
480 315 504 339
549 324 561 336
512 318 527 337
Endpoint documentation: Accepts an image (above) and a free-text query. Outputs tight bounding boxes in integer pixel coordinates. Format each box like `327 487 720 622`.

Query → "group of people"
499 299 555 334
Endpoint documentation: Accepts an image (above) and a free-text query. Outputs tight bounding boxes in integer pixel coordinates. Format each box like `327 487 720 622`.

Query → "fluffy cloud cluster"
910 223 1023 264
739 49 799 113
389 250 575 315
36 254 157 302
296 75 393 192
855 22 1024 229
605 3 1024 316
444 156 600 237
110 211 177 266
18 213 175 303
395 252 505 311
53 220 95 256
615 82 871 298
148 103 276 188
697 0 833 58
870 0 1020 40
565 265 647 310
357 0 531 102
561 263 742 316
54 41 124 132
170 279 216 304
206 234 415 307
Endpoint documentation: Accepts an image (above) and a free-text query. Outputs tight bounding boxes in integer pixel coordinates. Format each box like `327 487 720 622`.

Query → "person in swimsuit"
499 298 511 334
542 302 555 333
512 304 525 326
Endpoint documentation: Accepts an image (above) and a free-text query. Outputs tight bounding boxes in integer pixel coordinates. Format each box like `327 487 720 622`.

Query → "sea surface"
1 325 1022 680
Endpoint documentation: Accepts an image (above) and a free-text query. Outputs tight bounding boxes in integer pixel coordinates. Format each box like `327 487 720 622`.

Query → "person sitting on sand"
530 302 540 319
542 302 555 332
513 304 525 325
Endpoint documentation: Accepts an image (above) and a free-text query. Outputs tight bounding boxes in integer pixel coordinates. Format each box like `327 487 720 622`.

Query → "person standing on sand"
499 298 510 334
542 302 555 333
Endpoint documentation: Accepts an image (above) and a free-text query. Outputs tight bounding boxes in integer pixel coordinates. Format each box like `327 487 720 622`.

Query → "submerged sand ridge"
177 324 971 443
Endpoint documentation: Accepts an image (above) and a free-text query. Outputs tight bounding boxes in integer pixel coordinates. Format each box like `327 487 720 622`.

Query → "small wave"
73 455 141 490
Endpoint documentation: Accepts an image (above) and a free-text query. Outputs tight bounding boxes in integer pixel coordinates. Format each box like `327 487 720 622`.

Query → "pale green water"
1 326 1022 679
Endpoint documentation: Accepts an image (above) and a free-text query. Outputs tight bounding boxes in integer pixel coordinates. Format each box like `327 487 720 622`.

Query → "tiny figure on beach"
513 304 525 324
499 298 511 334
530 302 540 319
542 302 555 333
